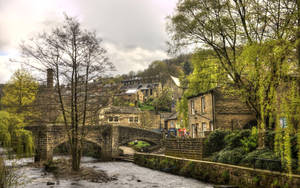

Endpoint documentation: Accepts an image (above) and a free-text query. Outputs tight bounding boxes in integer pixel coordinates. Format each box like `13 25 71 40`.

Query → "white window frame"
129 117 134 123
191 100 195 115
201 96 205 113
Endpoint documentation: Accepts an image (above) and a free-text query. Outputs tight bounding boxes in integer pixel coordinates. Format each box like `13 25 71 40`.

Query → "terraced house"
187 88 256 138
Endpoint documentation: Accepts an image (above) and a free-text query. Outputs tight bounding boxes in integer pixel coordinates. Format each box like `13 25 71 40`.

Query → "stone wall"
214 90 256 130
187 89 256 135
165 138 205 160
135 153 300 188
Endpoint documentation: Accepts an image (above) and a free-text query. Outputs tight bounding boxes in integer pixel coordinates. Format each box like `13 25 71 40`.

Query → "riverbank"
134 153 300 188
4 155 212 187
43 158 115 183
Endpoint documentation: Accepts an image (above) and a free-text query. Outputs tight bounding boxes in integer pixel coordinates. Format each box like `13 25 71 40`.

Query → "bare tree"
20 15 114 171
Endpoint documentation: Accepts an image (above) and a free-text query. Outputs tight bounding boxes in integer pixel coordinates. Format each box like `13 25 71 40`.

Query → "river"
5 156 213 188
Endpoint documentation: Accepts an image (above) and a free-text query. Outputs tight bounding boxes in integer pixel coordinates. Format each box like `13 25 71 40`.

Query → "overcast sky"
0 0 178 83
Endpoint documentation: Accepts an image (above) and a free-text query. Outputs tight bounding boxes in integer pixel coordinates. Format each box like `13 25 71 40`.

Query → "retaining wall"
134 153 300 188
165 138 205 160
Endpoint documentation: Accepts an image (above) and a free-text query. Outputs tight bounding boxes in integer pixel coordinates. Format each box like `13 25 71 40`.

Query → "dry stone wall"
165 138 205 160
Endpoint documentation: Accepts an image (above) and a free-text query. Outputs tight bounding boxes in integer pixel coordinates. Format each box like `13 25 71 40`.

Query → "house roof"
125 89 138 94
165 112 178 121
170 76 180 87
103 106 141 114
186 88 217 99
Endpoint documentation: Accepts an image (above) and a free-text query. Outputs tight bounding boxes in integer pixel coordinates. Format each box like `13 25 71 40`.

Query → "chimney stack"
47 68 54 89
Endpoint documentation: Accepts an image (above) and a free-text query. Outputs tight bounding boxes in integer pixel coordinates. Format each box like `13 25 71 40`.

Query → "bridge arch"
26 124 162 162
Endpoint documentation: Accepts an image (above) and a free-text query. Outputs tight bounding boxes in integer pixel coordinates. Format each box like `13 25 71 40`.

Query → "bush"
224 129 251 149
240 149 282 171
214 147 245 165
264 131 275 150
204 130 229 156
291 134 298 159
241 127 258 153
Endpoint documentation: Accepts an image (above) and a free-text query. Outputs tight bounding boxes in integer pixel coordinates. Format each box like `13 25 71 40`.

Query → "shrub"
241 127 258 153
224 129 251 149
204 130 229 156
290 134 298 159
214 147 245 165
240 149 282 171
264 131 275 150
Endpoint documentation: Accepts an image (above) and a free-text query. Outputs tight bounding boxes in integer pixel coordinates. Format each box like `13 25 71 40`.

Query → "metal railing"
253 158 283 172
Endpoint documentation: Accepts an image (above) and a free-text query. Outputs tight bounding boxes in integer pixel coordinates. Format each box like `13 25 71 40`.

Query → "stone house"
98 105 175 131
99 106 142 127
163 76 183 111
187 88 256 138
117 75 183 107
117 81 162 105
164 112 179 130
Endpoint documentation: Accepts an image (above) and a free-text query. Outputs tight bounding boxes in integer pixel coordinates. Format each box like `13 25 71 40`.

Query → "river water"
6 156 213 188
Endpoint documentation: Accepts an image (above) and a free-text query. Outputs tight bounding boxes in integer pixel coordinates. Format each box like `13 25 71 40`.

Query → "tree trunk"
71 141 81 171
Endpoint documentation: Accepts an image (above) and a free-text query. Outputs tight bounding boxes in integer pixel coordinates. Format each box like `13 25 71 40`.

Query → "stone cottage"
163 76 183 111
99 106 142 127
164 112 179 130
187 88 256 138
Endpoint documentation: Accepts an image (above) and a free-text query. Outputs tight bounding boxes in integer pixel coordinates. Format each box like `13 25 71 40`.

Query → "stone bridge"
25 125 162 162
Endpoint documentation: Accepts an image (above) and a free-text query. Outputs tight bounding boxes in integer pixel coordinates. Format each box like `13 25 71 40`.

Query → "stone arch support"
25 124 162 162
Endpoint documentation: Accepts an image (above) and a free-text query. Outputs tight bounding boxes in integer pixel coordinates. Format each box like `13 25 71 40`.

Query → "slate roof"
103 106 141 114
170 76 180 87
165 112 178 121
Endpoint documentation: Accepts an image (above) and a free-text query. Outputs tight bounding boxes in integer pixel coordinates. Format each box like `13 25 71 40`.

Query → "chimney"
47 68 54 89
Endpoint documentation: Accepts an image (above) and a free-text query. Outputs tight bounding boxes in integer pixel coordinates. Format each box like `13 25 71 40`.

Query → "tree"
168 0 300 171
152 89 172 112
20 15 114 171
168 0 298 136
0 111 34 157
168 0 297 116
0 69 38 123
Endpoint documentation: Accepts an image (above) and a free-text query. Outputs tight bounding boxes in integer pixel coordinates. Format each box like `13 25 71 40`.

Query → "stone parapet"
164 138 205 160
134 153 300 188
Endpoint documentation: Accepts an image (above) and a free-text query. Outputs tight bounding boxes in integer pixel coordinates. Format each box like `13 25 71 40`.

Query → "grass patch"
128 141 151 151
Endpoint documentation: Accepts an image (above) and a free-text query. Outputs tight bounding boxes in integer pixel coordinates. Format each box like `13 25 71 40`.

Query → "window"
150 89 153 95
109 116 119 122
209 121 213 131
202 122 207 131
201 96 205 113
134 117 139 123
129 117 134 123
280 117 287 128
191 100 195 115
170 121 174 128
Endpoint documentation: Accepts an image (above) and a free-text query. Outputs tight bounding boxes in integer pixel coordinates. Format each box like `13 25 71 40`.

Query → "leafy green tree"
168 0 298 117
0 69 38 123
0 111 34 157
185 49 229 97
169 0 300 172
176 93 188 128
152 89 172 112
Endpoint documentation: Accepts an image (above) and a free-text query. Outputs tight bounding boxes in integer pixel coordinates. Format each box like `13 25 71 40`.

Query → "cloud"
103 42 169 75
0 0 178 83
